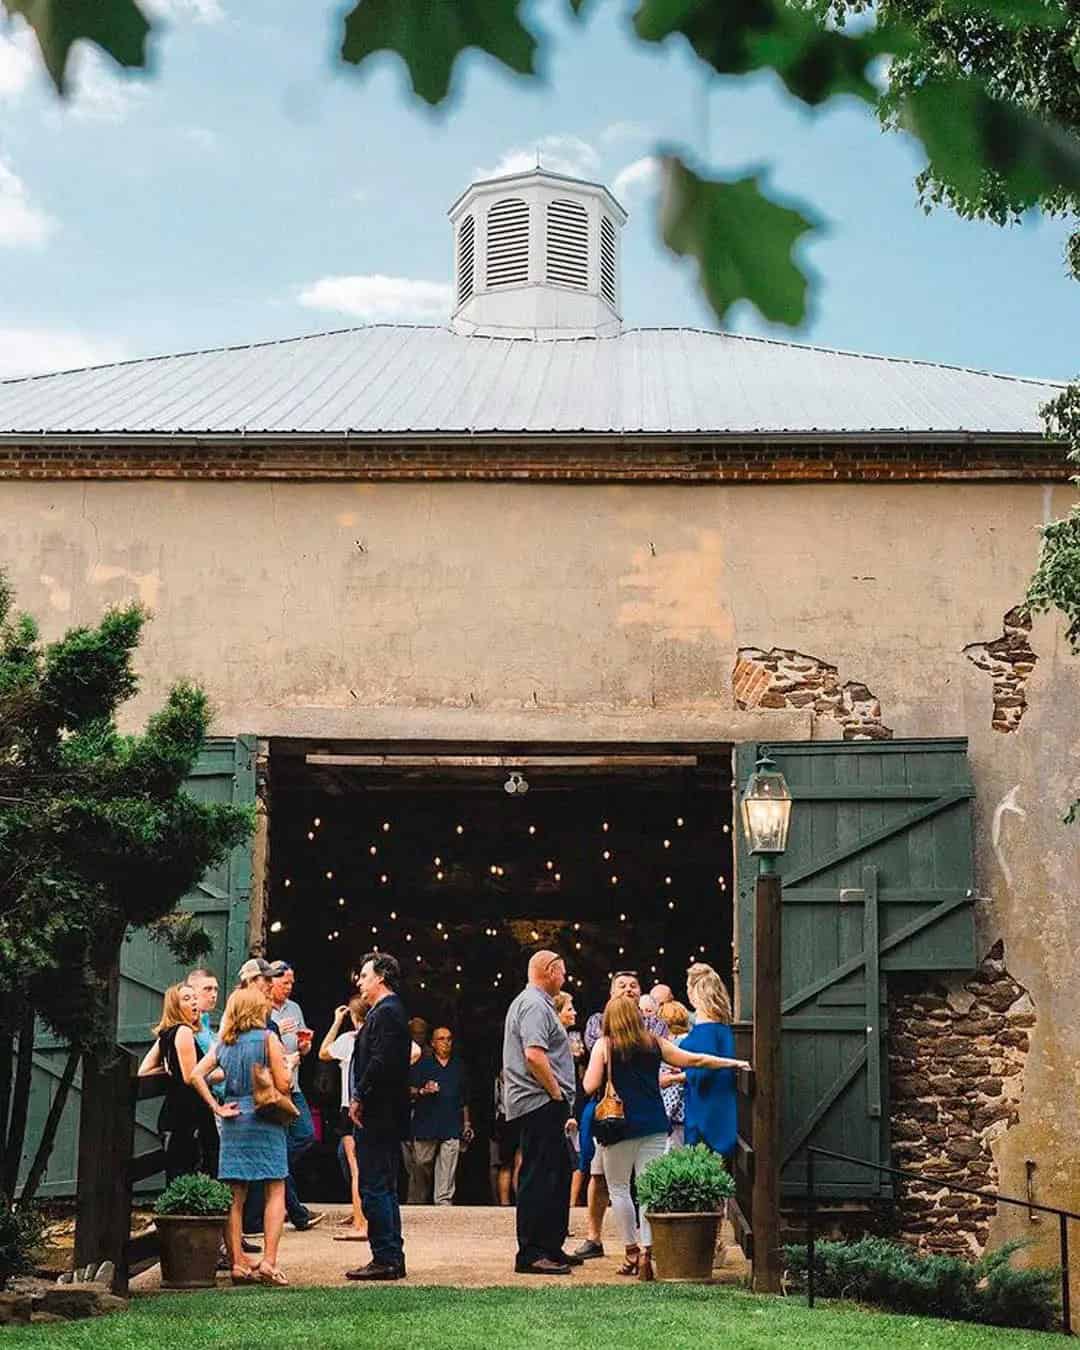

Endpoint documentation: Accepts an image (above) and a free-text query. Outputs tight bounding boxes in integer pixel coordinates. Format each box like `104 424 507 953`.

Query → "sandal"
255 1261 289 1286
617 1244 640 1277
229 1265 259 1285
638 1247 655 1283
333 1230 370 1242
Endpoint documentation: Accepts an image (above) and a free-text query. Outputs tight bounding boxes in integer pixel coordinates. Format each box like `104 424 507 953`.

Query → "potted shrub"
153 1174 231 1290
637 1144 735 1282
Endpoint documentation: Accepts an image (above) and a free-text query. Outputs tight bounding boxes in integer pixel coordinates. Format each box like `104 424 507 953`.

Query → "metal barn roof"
0 325 1062 440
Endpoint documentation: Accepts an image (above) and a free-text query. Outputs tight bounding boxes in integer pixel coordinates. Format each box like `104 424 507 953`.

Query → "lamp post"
740 751 792 1295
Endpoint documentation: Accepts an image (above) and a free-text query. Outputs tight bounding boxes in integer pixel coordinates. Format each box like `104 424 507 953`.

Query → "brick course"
0 439 1068 482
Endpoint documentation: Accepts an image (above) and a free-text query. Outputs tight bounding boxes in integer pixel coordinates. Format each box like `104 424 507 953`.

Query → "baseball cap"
267 960 293 977
237 957 273 984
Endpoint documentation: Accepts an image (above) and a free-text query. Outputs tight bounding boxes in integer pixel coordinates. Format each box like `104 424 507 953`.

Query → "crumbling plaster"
4 475 1080 1281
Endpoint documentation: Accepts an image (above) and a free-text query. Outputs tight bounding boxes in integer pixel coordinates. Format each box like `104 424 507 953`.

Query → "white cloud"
60 47 148 123
0 26 36 100
600 120 652 146
0 328 130 378
297 274 453 323
476 134 599 182
612 155 662 201
143 0 226 23
0 158 56 248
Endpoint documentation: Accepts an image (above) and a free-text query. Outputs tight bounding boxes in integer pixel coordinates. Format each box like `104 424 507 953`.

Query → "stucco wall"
5 477 1079 1272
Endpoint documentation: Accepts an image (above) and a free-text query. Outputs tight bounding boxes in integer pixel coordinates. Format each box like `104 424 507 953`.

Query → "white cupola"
447 169 627 338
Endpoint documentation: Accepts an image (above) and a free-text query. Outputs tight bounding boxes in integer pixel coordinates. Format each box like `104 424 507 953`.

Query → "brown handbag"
252 1032 300 1126
592 1042 627 1145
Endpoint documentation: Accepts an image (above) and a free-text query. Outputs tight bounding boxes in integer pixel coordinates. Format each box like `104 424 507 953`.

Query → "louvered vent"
457 215 475 306
546 199 588 290
486 197 530 288
600 215 617 306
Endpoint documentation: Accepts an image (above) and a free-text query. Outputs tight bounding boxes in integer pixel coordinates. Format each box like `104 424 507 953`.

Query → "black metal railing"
804 1146 1080 1336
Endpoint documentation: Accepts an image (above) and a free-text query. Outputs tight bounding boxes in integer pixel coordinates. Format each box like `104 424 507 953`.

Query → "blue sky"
0 0 1076 380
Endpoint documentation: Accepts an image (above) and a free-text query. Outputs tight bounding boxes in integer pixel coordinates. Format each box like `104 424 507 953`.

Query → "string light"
416 954 422 962
699 945 706 953
618 946 624 955
338 898 345 907
369 846 377 856
663 838 671 849
575 942 582 950
602 822 609 832
380 874 389 884
676 817 684 827
722 824 731 834
405 933 412 942
456 825 464 835
455 982 461 990
455 965 462 972
436 922 443 930
619 912 627 922
490 865 498 875
371 926 378 934
602 850 611 861
325 871 333 880
434 856 441 866
528 825 536 836
283 879 291 888
307 831 314 841
530 929 539 941
658 946 665 955
437 871 444 881
546 860 554 871
668 900 676 910
313 817 321 827
610 875 618 885
573 923 580 931
664 876 672 885
442 933 449 941
270 920 283 933
554 872 561 882
420 981 426 989
382 822 391 832
390 910 397 920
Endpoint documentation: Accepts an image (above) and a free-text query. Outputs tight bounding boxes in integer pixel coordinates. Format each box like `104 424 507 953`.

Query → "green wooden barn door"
23 736 256 1197
736 739 976 1200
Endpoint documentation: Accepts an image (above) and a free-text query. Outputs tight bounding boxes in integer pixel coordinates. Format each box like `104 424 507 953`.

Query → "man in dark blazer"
345 951 411 1280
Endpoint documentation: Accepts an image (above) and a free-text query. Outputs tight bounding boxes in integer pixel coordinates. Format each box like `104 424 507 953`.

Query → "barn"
2 167 1075 1271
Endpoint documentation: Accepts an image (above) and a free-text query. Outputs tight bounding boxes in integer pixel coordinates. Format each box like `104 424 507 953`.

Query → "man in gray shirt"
502 950 580 1275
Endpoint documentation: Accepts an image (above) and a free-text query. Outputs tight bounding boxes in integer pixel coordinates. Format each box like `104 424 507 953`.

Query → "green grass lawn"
4 1286 1073 1350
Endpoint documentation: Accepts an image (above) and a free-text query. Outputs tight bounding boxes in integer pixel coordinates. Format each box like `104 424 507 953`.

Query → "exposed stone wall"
963 607 1038 733
889 941 1034 1257
733 647 892 740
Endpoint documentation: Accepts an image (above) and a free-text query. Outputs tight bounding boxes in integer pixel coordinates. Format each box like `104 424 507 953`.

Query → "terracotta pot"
647 1210 721 1282
155 1213 226 1289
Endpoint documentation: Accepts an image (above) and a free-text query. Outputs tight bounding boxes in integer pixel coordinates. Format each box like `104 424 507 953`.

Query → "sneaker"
573 1239 605 1259
241 1238 262 1255
291 1211 325 1232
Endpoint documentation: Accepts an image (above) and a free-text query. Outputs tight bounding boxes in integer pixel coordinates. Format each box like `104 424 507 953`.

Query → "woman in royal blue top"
582 996 748 1281
681 963 739 1157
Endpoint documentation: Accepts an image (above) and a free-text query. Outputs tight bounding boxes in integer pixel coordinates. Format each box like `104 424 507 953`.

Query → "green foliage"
1 0 150 94
636 1143 735 1214
0 1193 43 1286
0 576 252 1051
783 1236 1061 1332
341 0 538 105
154 1173 232 1217
660 158 818 324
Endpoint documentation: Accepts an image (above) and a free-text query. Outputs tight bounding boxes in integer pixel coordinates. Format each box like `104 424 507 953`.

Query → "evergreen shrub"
0 1195 44 1287
637 1144 735 1214
783 1236 1060 1331
154 1173 232 1217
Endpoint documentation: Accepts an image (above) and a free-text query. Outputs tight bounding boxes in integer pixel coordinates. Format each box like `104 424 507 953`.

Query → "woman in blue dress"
681 963 739 1159
191 983 291 1284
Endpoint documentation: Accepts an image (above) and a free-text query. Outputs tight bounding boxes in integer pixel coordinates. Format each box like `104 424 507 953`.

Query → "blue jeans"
243 1089 315 1231
354 1125 403 1269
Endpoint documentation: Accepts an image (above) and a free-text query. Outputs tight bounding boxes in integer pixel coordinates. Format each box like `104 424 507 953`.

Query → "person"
657 999 692 1149
682 964 739 1158
237 955 275 1000
320 994 369 1242
244 961 322 1234
401 1017 431 1196
574 970 667 1260
138 983 218 1183
502 950 579 1276
553 992 585 1207
582 996 749 1281
187 967 223 1173
345 951 412 1281
639 994 659 1018
190 984 291 1285
650 983 674 1008
406 1027 472 1205
490 1068 521 1206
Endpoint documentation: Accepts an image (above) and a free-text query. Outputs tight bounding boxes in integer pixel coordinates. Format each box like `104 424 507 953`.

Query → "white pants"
411 1138 461 1205
666 1124 684 1152
603 1132 668 1248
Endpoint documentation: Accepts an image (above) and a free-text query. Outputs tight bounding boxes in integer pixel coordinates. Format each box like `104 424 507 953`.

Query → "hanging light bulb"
270 920 283 934
663 838 671 849
602 850 611 861
369 846 377 856
530 929 539 941
420 981 426 989
455 982 461 990
490 865 498 876
554 872 561 882
668 900 676 910
456 824 464 835
434 856 441 866
314 817 321 827
619 912 627 921
546 860 554 871
573 922 580 931
283 879 291 888
456 965 462 972
338 897 345 907
333 930 340 939
416 954 422 962
442 933 449 941
437 871 444 881
307 831 314 841
602 822 609 832
528 825 536 836
665 876 672 885
618 946 624 955
371 925 378 934
405 933 412 942
325 871 333 880
382 822 391 832
676 816 684 828
380 874 389 884
610 875 618 885
389 910 397 920
723 823 731 834
575 942 582 950
658 946 665 955
436 922 443 931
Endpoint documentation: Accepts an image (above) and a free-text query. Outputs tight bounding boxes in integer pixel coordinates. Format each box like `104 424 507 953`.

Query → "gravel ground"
132 1205 748 1291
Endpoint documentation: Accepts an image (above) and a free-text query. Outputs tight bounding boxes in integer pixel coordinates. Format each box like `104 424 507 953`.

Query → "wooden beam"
304 753 698 769
752 868 783 1295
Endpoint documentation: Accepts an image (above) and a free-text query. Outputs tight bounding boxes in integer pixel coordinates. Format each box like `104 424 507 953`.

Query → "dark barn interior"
265 743 735 1204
